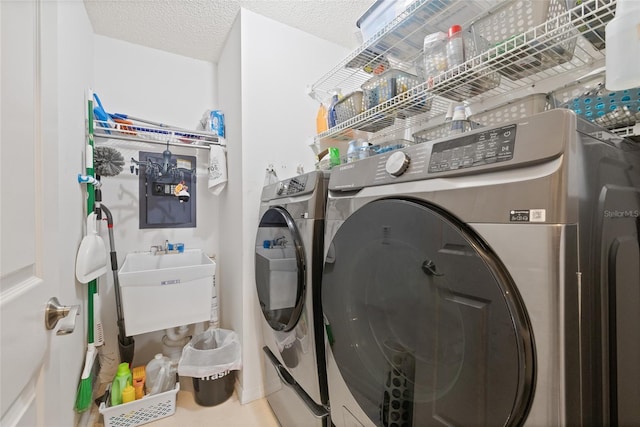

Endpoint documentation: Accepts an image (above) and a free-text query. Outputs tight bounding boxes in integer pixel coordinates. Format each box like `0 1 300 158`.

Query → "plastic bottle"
446 25 465 70
605 0 640 90
122 385 136 404
145 353 175 395
316 104 329 133
111 363 133 406
327 90 341 128
450 105 470 135
329 147 341 168
444 102 454 123
346 140 359 163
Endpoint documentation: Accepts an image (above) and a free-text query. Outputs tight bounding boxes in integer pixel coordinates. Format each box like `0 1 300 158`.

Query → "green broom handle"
87 96 95 345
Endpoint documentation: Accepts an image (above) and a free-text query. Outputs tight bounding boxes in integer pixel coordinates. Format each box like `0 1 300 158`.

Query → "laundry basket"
469 93 551 127
361 69 431 117
552 74 640 129
99 383 179 427
335 91 364 125
565 0 614 51
412 122 453 143
472 0 577 80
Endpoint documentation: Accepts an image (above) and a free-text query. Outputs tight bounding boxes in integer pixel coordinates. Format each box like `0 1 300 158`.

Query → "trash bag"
178 328 241 378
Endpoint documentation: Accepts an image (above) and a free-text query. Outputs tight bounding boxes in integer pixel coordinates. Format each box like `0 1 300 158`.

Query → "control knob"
276 182 286 195
385 151 410 177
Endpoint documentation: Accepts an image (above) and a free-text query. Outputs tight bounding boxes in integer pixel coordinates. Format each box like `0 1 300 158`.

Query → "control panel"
328 110 573 192
275 174 309 196
428 124 516 173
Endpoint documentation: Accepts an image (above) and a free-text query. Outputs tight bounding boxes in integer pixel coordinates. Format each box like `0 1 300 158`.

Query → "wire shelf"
93 119 224 150
311 0 616 148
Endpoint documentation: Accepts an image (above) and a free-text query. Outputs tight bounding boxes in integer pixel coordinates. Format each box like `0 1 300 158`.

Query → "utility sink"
119 248 215 286
255 247 297 272
118 249 216 336
255 247 299 311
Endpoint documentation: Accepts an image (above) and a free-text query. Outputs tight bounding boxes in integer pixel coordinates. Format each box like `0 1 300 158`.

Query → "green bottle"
111 363 133 406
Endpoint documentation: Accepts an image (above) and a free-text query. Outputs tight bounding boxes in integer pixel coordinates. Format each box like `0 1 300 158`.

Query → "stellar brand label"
509 209 546 222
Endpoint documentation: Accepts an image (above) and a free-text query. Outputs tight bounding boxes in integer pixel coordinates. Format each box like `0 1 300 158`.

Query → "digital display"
428 124 517 173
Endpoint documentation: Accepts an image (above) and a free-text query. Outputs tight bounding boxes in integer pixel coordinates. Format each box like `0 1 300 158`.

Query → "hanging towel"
208 145 227 195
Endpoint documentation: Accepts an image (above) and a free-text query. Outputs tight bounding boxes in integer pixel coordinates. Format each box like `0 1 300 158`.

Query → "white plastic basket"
472 0 576 80
99 383 179 427
469 93 550 127
551 73 640 129
413 123 452 143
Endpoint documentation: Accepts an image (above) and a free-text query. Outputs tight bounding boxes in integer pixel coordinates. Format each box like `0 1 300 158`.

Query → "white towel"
208 145 227 195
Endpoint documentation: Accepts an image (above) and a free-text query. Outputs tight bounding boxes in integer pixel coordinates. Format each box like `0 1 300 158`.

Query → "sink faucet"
272 236 288 247
150 240 169 255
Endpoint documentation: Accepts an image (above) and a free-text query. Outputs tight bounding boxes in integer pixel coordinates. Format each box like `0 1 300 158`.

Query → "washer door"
255 207 306 332
322 199 534 427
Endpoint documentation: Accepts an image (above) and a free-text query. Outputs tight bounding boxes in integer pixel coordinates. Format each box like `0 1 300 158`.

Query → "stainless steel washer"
255 171 330 427
321 110 640 426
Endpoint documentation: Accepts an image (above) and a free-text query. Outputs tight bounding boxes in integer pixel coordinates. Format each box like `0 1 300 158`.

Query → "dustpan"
75 212 107 283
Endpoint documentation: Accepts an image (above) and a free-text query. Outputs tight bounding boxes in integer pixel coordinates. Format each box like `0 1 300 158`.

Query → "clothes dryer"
321 110 640 426
256 171 330 427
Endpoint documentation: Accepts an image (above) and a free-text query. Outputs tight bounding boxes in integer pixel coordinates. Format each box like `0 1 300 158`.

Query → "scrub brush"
132 366 146 399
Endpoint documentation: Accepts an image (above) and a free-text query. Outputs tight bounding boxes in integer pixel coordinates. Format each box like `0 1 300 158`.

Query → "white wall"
92 35 218 374
37 3 347 410
217 8 350 403
38 1 94 424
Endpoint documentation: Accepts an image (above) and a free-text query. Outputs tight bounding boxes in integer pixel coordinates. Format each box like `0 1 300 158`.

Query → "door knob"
45 297 80 335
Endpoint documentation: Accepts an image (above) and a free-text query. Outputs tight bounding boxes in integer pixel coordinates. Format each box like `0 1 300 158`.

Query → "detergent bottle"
111 363 133 406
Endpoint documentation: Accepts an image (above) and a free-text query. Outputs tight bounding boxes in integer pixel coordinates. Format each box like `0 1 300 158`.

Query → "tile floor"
150 390 279 427
92 385 280 426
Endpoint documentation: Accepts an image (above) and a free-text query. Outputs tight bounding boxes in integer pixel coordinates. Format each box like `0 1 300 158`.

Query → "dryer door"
255 206 306 332
322 199 534 427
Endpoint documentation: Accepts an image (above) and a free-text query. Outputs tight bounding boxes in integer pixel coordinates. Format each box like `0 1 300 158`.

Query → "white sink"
118 249 216 336
255 247 298 311
255 247 297 272
119 248 215 286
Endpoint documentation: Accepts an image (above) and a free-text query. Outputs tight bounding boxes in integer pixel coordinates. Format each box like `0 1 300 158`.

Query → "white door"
1 1 80 425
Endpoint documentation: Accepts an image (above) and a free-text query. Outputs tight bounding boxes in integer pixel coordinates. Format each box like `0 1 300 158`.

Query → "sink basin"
118 249 216 336
255 247 297 271
255 247 299 311
119 249 215 286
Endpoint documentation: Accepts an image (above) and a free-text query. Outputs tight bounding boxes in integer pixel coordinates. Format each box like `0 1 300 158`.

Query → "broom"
75 93 99 412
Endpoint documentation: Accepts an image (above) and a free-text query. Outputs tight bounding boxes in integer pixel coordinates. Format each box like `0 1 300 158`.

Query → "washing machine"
320 109 640 427
255 170 331 427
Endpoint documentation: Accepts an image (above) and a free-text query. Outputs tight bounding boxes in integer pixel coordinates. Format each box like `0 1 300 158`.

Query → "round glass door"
255 207 306 332
322 199 534 427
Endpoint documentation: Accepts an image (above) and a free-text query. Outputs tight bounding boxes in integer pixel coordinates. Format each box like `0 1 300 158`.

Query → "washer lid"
322 198 534 426
255 207 306 333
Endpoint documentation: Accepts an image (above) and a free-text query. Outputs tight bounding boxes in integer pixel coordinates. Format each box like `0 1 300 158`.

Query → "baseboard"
235 378 265 404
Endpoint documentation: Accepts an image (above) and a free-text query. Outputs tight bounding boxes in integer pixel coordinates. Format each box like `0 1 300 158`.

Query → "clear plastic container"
422 32 448 83
356 0 413 42
449 106 471 135
145 354 176 396
446 25 465 69
605 0 640 90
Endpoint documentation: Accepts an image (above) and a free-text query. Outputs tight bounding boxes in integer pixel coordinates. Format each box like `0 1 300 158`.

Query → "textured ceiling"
83 0 375 63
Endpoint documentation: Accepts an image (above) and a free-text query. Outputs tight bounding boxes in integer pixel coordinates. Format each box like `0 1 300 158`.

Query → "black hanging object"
422 259 444 277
